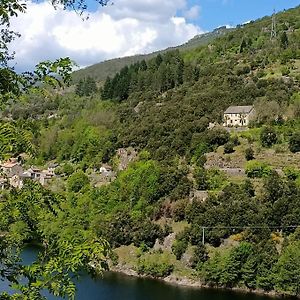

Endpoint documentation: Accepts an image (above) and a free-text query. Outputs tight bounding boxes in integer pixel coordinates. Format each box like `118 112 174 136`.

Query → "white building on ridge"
223 105 255 127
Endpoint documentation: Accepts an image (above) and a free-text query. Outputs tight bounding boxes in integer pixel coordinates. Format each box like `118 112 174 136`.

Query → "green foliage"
0 122 35 158
101 50 186 101
245 160 273 178
206 128 230 149
245 147 255 161
260 126 278 147
137 254 174 278
224 142 235 154
191 244 208 269
289 132 300 153
117 160 161 205
2 4 300 298
0 181 110 299
75 76 98 97
280 32 289 49
194 167 208 190
172 231 188 260
67 170 89 192
283 166 300 180
275 241 300 295
206 168 228 191
194 168 227 191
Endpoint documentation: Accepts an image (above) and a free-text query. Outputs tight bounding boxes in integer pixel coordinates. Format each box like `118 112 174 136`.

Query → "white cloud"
8 0 202 72
183 5 201 20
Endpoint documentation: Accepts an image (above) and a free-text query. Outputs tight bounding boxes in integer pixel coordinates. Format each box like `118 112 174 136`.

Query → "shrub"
281 66 290 76
283 167 300 180
206 168 228 190
289 132 300 153
260 126 278 147
191 244 208 269
194 167 208 190
137 254 174 278
206 128 230 148
230 135 240 146
235 64 251 76
245 147 254 161
67 170 89 192
245 160 273 178
172 239 188 260
172 199 188 221
224 142 235 154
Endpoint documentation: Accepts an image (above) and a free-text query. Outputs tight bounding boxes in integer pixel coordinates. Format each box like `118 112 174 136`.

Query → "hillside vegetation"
2 5 300 298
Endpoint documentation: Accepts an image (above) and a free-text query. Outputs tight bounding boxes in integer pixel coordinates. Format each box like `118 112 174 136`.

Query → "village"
0 106 254 191
0 158 57 190
0 146 140 190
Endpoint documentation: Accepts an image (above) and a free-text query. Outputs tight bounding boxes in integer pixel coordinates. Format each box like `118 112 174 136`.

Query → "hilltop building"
223 105 255 127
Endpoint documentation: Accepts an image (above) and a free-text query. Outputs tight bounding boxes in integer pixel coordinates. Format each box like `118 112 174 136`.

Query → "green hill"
4 5 300 298
71 26 233 83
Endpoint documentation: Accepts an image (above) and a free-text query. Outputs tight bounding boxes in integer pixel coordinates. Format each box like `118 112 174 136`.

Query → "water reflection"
0 247 288 300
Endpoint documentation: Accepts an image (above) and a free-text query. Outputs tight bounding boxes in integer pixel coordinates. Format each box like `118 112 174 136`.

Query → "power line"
196 225 300 245
198 225 299 229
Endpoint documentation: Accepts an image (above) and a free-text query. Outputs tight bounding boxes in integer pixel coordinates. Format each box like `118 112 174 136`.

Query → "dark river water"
0 246 287 300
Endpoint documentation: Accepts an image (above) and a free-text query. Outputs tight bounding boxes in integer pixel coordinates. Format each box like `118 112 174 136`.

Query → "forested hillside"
2 5 300 298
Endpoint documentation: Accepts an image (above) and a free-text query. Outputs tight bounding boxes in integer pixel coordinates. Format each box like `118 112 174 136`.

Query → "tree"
224 142 235 154
0 181 110 299
289 132 300 153
260 126 278 147
275 241 300 296
280 32 289 49
67 170 90 192
245 147 254 161
0 1 110 298
75 76 98 96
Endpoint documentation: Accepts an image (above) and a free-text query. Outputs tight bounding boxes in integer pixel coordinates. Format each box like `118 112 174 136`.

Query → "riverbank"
110 264 291 299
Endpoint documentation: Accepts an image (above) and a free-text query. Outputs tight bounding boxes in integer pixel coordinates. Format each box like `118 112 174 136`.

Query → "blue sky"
188 0 300 31
10 0 300 71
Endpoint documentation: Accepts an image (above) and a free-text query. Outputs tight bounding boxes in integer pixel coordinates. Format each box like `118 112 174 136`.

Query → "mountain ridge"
71 26 234 83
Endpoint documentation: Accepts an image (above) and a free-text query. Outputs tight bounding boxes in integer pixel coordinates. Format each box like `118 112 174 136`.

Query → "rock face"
117 147 137 171
189 190 208 202
153 233 176 252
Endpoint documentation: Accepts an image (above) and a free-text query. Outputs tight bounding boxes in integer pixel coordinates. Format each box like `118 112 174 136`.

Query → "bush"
224 142 235 154
137 255 174 278
172 199 188 221
194 167 208 190
260 126 278 147
245 148 254 161
172 239 188 260
283 167 300 180
245 160 273 178
67 170 89 192
289 132 300 153
206 168 228 190
280 66 290 76
206 128 230 148
230 135 240 146
191 244 208 269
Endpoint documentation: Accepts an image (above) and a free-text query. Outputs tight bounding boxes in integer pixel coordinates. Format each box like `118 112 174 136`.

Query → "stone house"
223 105 255 127
0 158 23 178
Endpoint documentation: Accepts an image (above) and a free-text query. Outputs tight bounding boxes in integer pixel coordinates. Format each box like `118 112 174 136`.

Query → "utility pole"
202 227 205 245
271 9 277 40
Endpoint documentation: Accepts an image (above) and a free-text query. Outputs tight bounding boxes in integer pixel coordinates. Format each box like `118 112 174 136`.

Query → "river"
0 246 287 300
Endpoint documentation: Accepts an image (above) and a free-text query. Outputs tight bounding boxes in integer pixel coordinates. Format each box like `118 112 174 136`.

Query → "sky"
8 0 300 72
